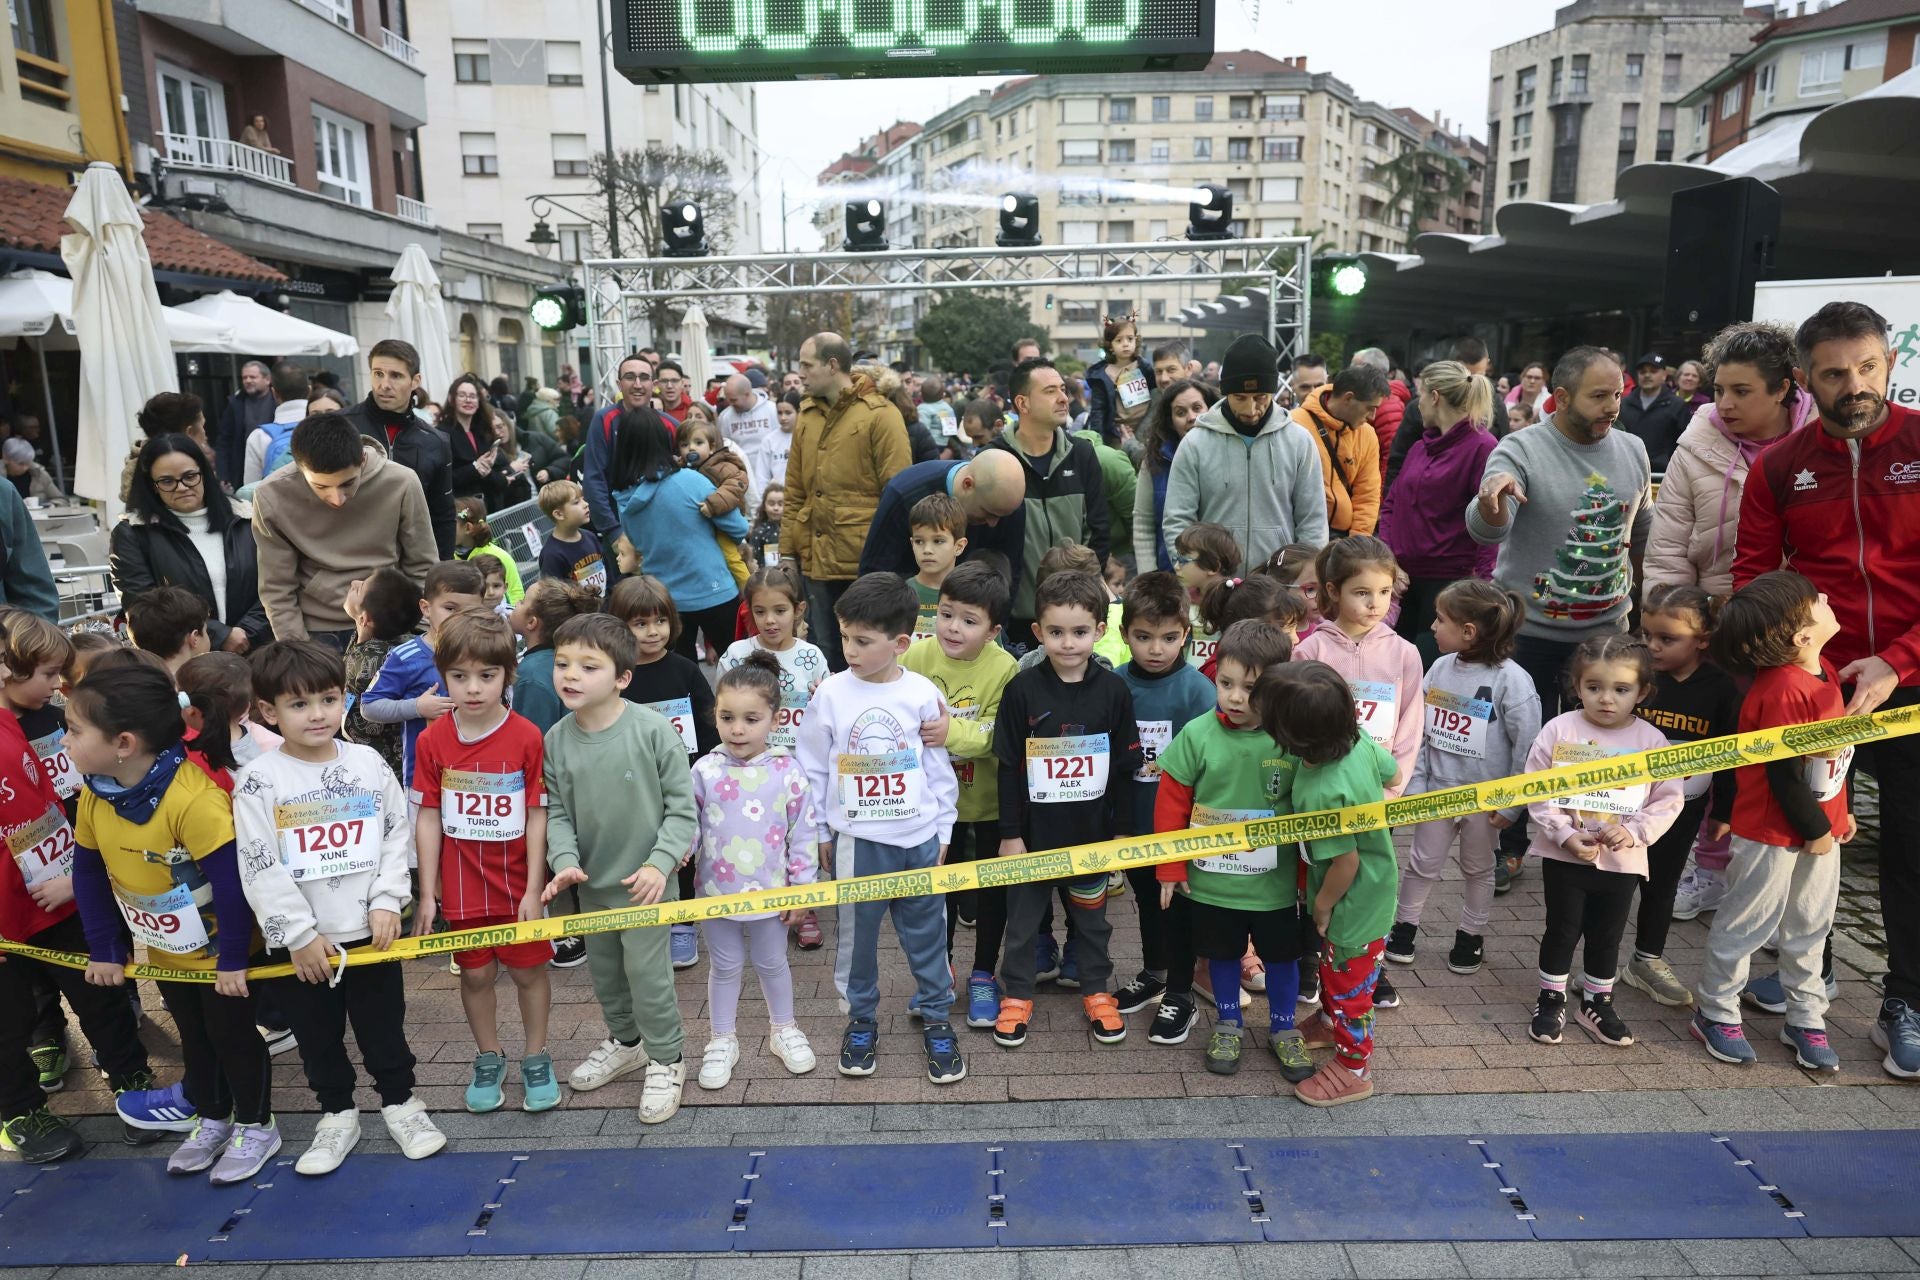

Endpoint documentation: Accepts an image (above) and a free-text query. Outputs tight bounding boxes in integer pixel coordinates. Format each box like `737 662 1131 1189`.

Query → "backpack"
260 419 300 478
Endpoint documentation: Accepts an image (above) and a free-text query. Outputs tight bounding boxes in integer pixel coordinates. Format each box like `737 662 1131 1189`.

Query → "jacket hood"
998 422 1072 464
1296 386 1363 438
1698 387 1820 449
1194 401 1285 438
122 496 253 529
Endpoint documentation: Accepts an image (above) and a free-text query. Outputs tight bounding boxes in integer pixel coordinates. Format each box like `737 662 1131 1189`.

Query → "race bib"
912 609 939 647
113 881 210 955
765 541 780 566
1135 719 1173 783
574 557 607 596
1806 748 1853 804
1026 733 1110 804
1424 688 1491 760
1351 680 1397 748
1189 804 1278 875
7 805 73 890
1188 631 1218 669
1550 742 1647 817
275 793 380 881
1117 371 1151 409
644 697 699 753
837 748 925 824
29 728 79 800
950 706 980 786
441 769 527 842
770 690 809 752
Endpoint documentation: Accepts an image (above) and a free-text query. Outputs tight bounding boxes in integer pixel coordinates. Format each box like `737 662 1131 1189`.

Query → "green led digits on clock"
681 0 1140 51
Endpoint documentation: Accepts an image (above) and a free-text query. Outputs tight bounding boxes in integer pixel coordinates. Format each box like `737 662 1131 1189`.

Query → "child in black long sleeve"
991 571 1142 1048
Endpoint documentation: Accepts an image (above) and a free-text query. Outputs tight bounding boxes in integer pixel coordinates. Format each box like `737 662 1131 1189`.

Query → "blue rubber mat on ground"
0 1158 254 1265
736 1142 996 1251
1724 1130 1920 1237
994 1138 1265 1246
1482 1133 1804 1241
213 1150 518 1261
1236 1137 1534 1242
469 1147 746 1255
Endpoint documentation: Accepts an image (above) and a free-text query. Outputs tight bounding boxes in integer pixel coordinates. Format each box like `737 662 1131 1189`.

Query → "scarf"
84 742 188 823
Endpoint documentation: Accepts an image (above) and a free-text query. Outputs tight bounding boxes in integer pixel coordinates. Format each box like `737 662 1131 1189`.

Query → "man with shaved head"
716 370 781 512
858 448 1029 594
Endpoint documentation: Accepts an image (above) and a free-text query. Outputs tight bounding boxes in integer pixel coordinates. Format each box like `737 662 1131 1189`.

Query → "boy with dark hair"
361 562 486 790
796 573 963 1082
907 493 968 645
126 586 212 674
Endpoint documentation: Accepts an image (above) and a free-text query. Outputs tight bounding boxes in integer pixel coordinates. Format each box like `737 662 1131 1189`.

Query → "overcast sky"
755 0 1569 249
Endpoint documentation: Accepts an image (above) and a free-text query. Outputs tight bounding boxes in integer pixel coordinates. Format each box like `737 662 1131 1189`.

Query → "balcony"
161 134 295 187
396 194 435 227
381 27 421 70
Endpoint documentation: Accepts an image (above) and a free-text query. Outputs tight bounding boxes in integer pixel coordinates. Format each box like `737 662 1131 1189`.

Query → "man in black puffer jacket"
336 338 456 559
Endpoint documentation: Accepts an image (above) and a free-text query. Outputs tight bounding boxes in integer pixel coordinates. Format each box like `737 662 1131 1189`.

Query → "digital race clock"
611 0 1213 83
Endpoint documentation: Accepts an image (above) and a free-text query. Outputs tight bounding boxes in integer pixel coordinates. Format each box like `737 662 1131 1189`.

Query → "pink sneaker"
795 911 823 951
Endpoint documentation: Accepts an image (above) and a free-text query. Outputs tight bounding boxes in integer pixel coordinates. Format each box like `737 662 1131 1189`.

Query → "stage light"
662 201 707 256
530 283 587 332
844 198 888 252
996 192 1041 247
1330 262 1368 297
1185 183 1232 241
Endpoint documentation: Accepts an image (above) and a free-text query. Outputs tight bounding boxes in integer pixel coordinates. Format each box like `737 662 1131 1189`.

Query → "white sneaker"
767 1024 816 1075
294 1110 359 1176
1672 868 1726 921
569 1037 648 1091
380 1097 446 1160
638 1059 685 1125
697 1035 739 1090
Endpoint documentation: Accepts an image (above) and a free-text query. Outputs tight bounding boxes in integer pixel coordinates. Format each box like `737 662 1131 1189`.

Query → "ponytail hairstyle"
717 647 783 713
1198 573 1286 638
1255 542 1320 585
518 577 601 644
743 561 806 612
1566 631 1657 702
176 652 251 773
455 495 495 548
1417 358 1495 429
1435 579 1524 665
68 662 187 758
1641 582 1721 636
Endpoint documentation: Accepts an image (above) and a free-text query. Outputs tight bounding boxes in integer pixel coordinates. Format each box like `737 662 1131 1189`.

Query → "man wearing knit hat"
1160 333 1329 567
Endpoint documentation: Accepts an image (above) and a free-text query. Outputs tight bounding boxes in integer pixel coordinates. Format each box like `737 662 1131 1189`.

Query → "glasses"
1174 553 1198 567
153 470 203 492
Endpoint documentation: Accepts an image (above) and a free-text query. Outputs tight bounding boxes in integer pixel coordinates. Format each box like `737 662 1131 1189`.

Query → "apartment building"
1391 109 1489 236
1681 0 1920 161
3 0 131 184
1487 0 1769 220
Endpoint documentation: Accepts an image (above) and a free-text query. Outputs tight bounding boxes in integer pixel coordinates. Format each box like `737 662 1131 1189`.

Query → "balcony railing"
381 27 421 68
396 195 435 227
161 134 295 186
295 0 352 27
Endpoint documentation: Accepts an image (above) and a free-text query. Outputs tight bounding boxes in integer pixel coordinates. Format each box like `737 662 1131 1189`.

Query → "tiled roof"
1762 0 1920 41
0 173 284 284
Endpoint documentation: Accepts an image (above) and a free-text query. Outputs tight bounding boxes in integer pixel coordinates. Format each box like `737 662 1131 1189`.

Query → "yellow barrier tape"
5 705 1913 984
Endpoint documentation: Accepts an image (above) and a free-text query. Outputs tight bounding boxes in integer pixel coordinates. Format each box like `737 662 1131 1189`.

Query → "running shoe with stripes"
117 1081 198 1134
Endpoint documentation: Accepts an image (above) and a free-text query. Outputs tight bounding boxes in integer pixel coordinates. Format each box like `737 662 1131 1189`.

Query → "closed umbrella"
61 162 175 521
679 304 711 398
385 243 453 400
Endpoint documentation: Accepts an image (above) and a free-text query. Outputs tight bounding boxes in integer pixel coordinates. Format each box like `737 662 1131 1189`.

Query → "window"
157 63 228 151
546 40 584 85
1719 82 1743 119
467 223 503 243
1147 299 1166 322
1060 139 1101 164
453 38 490 82
1194 96 1213 120
551 133 590 177
1264 137 1301 162
1570 54 1588 95
1550 149 1578 200
1849 33 1886 70
994 119 1003 143
558 224 592 262
1148 219 1168 238
1515 67 1536 108
1108 139 1135 162
1261 176 1301 202
1193 137 1211 160
11 0 57 59
1656 104 1675 161
1625 53 1643 82
1227 177 1250 202
1106 220 1133 242
1550 57 1564 98
1149 137 1169 162
1229 95 1253 119
1756 61 1776 109
1060 300 1098 324
1061 97 1099 124
312 105 372 206
1695 103 1710 145
1259 217 1299 236
1058 221 1099 245
460 131 499 176
1506 157 1530 199
1227 138 1251 161
1108 97 1134 122
1263 93 1302 120
1618 102 1639 149
1151 95 1170 121
1511 112 1532 151
1007 111 1017 136
1662 53 1683 93
1554 108 1581 144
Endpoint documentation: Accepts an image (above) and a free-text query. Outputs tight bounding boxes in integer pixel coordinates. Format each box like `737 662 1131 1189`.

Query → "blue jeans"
844 834 954 1022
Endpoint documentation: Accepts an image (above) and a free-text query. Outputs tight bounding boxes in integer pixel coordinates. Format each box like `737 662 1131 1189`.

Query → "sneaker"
956 908 977 929
1373 972 1401 1010
966 971 1001 1028
1114 971 1166 1015
670 925 699 970
1241 954 1267 993
0 1108 81 1164
449 957 462 976
1575 993 1634 1047
993 997 1034 1049
570 1038 647 1091
1192 958 1215 1004
1107 870 1126 896
112 1071 169 1147
1623 955 1694 1008
521 1052 562 1112
1148 993 1198 1045
167 1116 234 1175
381 1097 445 1160
1295 1061 1374 1107
1529 991 1567 1045
294 1110 360 1176
1033 934 1061 984
27 1039 66 1093
465 1051 507 1114
1384 922 1418 966
637 1059 685 1124
117 1081 198 1134
1691 1012 1757 1064
697 1036 740 1090
1300 1014 1339 1051
1271 1028 1315 1084
837 1018 878 1076
209 1119 281 1186
1780 1024 1841 1074
1872 999 1920 1079
1670 868 1726 921
795 911 823 951
1205 1023 1244 1074
259 1025 298 1057
1494 855 1523 896
550 936 588 969
767 1025 815 1075
1084 992 1126 1044
1055 935 1080 989
1742 969 1838 1015
1447 931 1484 976
1297 965 1321 1009
923 1021 966 1084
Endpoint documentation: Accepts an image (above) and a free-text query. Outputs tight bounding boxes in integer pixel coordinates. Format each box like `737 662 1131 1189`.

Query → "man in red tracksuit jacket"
1732 299 1920 1080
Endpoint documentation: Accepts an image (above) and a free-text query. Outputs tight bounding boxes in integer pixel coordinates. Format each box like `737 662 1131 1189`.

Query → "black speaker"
1663 177 1781 331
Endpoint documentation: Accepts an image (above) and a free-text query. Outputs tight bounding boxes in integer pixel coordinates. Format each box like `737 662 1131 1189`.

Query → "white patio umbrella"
61 162 176 520
679 304 711 396
172 290 359 358
384 243 453 400
0 269 235 349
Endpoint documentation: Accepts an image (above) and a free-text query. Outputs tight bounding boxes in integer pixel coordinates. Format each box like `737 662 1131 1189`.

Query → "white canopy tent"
384 244 453 400
173 290 360 359
0 269 235 349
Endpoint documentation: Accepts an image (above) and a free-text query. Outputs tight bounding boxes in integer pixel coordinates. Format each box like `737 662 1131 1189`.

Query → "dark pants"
1125 866 1169 973
804 577 851 671
948 821 998 966
1396 576 1451 669
1164 892 1198 996
1001 875 1112 999
0 916 149 1119
1861 684 1920 1004
672 597 741 664
1502 634 1583 863
156 979 271 1126
307 630 356 656
1539 858 1639 985
1636 792 1710 959
265 945 416 1114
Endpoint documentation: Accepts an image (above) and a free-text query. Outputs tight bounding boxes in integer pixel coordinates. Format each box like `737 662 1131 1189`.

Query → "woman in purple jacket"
1377 360 1498 665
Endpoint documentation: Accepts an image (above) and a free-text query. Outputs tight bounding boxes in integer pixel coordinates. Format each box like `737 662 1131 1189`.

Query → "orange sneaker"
993 996 1034 1048
1300 1014 1338 1051
1295 1061 1374 1107
1240 952 1267 993
1084 993 1126 1044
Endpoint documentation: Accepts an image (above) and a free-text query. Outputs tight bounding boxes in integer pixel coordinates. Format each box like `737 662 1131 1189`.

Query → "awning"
0 173 283 288
0 268 235 349
171 290 359 358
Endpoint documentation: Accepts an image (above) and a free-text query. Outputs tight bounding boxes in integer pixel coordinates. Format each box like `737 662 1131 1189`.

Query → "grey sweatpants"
1695 835 1841 1028
580 884 686 1065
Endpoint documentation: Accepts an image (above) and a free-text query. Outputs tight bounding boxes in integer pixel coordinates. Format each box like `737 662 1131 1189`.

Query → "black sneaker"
550 936 588 969
1297 968 1321 1009
1447 931 1484 975
1114 971 1167 1015
1576 993 1634 1047
0 1108 81 1164
837 1018 878 1077
1384 922 1418 966
1373 972 1401 1009
922 1021 966 1084
1530 990 1567 1044
1148 993 1198 1045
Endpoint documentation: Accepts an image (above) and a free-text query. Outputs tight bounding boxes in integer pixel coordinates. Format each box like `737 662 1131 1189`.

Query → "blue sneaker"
1873 999 1920 1079
1033 933 1061 984
837 1018 878 1077
966 971 1001 1028
670 926 699 970
1691 1012 1757 1065
1055 935 1081 989
1780 1024 1840 1074
1741 969 1838 1015
116 1081 198 1134
521 1052 561 1112
923 1021 965 1084
466 1051 506 1113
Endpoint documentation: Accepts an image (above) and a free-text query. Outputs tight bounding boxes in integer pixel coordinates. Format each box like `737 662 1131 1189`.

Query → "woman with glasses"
108 432 266 654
